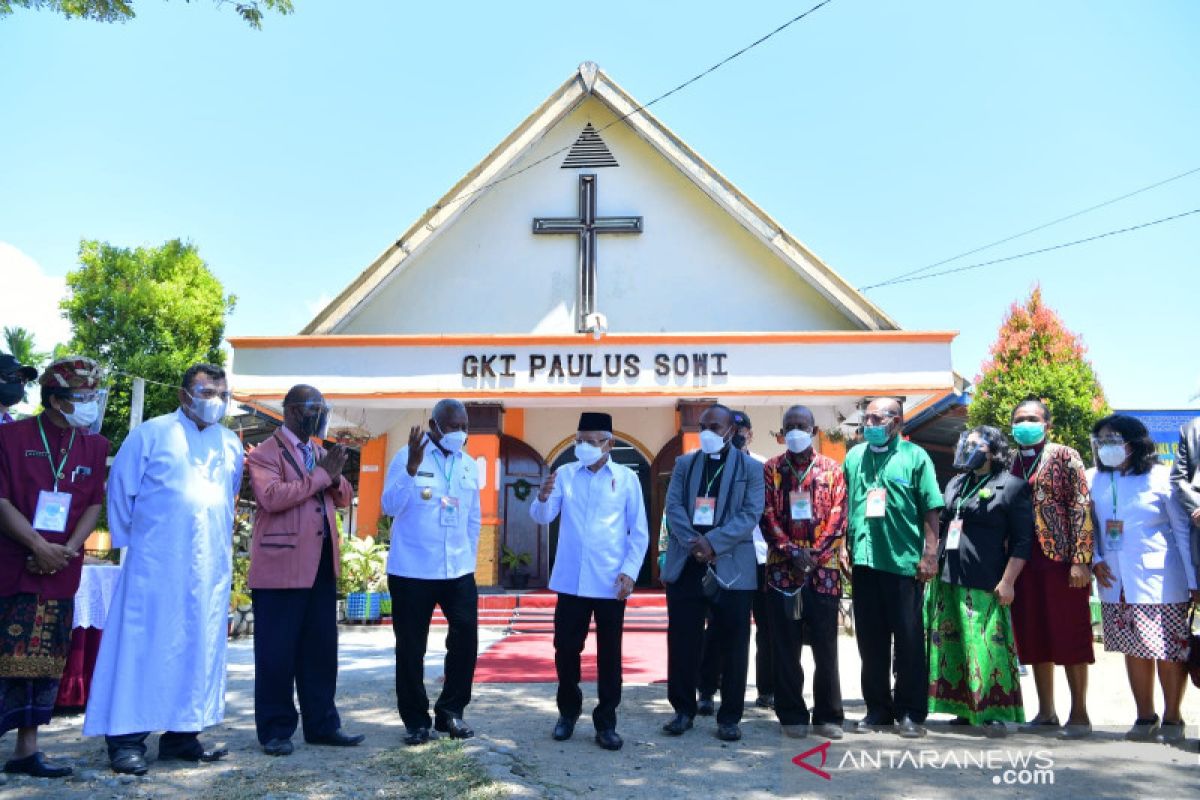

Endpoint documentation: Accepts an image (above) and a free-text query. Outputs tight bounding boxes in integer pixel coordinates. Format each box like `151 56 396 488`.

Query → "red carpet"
474 630 668 684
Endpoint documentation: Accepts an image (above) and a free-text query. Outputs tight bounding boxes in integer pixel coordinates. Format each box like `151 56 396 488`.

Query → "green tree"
2 326 50 371
968 286 1110 456
0 0 293 28
61 238 236 450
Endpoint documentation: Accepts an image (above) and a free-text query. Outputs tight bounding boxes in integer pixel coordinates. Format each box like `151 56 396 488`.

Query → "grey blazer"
661 448 765 590
1169 417 1200 588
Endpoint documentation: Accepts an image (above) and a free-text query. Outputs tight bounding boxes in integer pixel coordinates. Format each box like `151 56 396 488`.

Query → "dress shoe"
897 716 926 739
716 723 742 742
1124 715 1159 742
434 717 474 740
948 716 972 727
403 727 437 746
982 721 1008 739
157 736 227 763
594 729 624 751
1156 720 1185 745
780 723 809 739
1017 715 1060 734
852 716 894 734
755 694 775 710
662 713 694 736
696 695 716 716
307 728 365 747
109 751 149 776
814 722 844 740
3 752 72 778
552 716 578 741
262 738 294 756
1056 721 1092 740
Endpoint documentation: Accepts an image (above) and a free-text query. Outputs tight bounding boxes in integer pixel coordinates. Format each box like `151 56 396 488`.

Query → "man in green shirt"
843 398 943 738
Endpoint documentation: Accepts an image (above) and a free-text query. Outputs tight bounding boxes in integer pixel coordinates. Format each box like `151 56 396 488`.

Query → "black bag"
1186 604 1200 690
702 567 721 600
783 588 804 621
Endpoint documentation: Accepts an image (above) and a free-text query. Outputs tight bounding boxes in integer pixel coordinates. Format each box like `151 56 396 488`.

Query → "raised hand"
537 470 557 502
406 425 427 476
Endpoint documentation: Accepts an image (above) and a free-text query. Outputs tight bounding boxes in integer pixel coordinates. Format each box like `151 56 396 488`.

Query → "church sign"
461 351 729 381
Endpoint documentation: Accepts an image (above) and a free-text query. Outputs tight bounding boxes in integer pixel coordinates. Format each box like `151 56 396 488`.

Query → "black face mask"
731 432 747 451
959 447 988 472
297 410 328 440
0 383 25 408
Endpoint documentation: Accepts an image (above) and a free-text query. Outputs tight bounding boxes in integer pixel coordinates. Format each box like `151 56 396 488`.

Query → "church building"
229 63 958 589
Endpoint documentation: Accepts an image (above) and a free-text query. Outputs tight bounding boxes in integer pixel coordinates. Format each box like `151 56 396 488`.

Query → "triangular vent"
561 123 618 168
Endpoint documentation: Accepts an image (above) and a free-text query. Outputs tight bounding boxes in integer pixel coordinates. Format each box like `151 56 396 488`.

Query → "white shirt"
530 457 649 599
749 452 768 565
84 409 243 736
1090 464 1196 604
382 435 481 580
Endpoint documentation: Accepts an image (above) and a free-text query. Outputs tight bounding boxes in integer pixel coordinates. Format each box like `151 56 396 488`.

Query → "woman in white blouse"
1090 414 1198 745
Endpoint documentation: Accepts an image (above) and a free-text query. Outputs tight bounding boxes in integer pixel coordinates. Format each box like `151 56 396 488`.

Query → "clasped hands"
25 541 78 575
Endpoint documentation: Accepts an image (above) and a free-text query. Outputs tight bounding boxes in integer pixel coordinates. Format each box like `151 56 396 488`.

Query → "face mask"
298 410 328 440
959 447 987 472
574 442 606 467
1011 422 1046 447
1098 444 1127 468
62 400 99 429
439 430 468 454
0 383 25 407
863 424 891 447
699 429 728 455
731 432 747 451
189 393 228 426
785 429 813 454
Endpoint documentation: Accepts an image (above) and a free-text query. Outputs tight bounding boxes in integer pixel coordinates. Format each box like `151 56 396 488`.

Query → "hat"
39 356 103 391
0 354 38 384
577 412 613 433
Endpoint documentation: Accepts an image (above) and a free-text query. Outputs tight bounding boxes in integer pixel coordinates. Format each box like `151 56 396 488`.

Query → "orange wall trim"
235 385 956 402
466 433 501 524
356 435 388 539
229 331 957 349
505 408 525 439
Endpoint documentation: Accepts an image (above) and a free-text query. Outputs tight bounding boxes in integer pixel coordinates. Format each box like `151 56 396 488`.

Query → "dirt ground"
2 627 1197 799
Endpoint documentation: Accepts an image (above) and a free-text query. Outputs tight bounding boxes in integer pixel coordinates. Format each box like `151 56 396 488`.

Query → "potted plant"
229 510 254 637
339 535 388 621
500 545 533 590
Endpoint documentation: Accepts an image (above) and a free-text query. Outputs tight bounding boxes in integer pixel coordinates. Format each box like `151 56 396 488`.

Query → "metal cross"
532 174 643 332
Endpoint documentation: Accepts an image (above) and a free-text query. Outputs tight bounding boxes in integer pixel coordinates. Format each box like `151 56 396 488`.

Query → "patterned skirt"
0 593 74 734
925 580 1025 724
1100 602 1190 661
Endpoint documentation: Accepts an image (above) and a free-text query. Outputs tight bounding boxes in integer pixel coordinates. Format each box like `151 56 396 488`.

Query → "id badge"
789 491 813 522
33 490 72 533
946 518 963 551
865 487 887 519
439 496 460 527
1105 518 1123 551
693 497 716 526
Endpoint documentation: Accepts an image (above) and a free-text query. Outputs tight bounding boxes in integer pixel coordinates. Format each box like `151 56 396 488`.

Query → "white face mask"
188 393 228 426
439 430 468 454
62 400 99 429
699 429 727 455
1098 444 1127 468
574 441 606 467
785 429 813 454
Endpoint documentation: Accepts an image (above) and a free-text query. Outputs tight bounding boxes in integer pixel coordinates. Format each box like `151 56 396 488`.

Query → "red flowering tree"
968 286 1109 456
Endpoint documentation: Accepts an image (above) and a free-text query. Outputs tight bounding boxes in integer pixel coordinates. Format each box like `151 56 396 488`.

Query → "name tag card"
1104 518 1123 551
440 495 460 527
33 490 72 533
693 497 716 526
946 519 963 551
865 487 887 519
789 491 813 522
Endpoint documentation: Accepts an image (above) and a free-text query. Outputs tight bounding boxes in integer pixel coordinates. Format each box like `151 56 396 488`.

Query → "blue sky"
2 0 1197 408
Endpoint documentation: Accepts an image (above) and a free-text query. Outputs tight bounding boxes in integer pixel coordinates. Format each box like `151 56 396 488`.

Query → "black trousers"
105 731 197 758
699 563 773 698
851 564 928 723
553 592 626 731
388 573 478 732
251 534 341 744
767 583 844 726
666 562 754 725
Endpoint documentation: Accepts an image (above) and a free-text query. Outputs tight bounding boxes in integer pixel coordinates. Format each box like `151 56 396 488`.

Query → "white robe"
83 409 243 736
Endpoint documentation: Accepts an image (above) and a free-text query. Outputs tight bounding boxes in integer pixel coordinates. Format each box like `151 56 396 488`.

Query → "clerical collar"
1019 441 1046 458
869 444 890 453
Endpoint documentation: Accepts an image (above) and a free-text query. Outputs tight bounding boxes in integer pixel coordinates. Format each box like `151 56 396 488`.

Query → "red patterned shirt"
762 449 847 595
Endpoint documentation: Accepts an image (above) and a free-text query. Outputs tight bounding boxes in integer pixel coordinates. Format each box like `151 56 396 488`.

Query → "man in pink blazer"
247 384 363 756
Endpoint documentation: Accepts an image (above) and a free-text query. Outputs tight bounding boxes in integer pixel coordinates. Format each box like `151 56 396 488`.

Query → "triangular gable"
303 62 898 335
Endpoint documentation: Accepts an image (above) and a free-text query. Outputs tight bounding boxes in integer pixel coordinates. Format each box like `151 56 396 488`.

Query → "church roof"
303 62 899 334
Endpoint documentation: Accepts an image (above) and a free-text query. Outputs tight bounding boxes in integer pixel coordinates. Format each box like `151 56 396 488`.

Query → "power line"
858 207 1200 290
860 165 1200 290
435 0 837 211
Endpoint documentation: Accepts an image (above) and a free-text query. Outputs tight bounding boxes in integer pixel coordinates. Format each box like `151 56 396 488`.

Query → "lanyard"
37 415 76 492
703 460 726 497
1018 449 1044 481
784 455 815 490
954 473 991 519
1109 472 1119 518
434 445 456 486
865 447 895 489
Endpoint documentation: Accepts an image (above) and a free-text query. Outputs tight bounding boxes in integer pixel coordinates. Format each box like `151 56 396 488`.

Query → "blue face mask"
1011 421 1046 447
863 424 891 447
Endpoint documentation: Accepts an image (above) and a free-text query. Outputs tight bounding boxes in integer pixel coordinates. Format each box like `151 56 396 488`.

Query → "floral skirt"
0 594 74 734
1100 602 1189 661
925 580 1024 724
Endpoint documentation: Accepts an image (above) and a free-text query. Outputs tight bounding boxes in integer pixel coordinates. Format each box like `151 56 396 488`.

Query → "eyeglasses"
1092 435 1126 446
62 391 99 404
190 388 232 402
706 565 742 590
863 413 896 425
